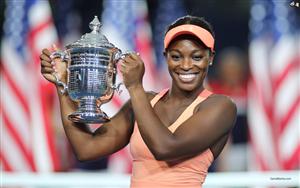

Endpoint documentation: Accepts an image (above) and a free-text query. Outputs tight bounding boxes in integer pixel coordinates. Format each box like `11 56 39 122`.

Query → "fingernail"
52 44 58 50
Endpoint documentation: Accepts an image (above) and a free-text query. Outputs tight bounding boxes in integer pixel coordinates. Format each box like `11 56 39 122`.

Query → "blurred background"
1 0 299 187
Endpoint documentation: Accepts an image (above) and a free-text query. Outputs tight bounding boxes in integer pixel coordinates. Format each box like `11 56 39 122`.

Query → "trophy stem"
79 97 97 112
68 96 110 124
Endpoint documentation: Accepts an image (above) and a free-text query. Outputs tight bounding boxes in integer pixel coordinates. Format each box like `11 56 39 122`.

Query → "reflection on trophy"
51 16 124 124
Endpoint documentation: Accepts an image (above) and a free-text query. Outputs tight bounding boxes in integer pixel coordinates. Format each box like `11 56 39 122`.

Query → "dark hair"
165 15 215 39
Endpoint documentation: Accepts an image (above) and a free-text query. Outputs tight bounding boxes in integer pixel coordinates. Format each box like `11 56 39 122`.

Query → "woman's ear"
163 51 167 57
209 51 215 66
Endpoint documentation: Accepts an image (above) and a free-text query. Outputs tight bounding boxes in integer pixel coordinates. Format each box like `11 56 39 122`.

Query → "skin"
40 35 236 162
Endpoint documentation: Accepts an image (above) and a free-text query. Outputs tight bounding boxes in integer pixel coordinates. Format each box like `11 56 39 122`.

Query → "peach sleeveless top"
130 89 214 188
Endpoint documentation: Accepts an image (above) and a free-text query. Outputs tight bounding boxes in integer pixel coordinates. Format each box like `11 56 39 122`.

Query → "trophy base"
68 111 110 124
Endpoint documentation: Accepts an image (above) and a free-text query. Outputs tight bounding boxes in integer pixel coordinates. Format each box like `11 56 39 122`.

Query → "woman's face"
166 38 213 92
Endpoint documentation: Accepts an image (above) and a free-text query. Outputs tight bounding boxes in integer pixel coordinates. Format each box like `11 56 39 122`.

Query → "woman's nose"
180 58 192 70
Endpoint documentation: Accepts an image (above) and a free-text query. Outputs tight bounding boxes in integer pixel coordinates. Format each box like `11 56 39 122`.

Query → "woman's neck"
167 85 204 103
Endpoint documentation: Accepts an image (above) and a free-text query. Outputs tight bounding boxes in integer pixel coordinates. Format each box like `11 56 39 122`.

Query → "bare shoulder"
196 93 237 131
207 94 236 111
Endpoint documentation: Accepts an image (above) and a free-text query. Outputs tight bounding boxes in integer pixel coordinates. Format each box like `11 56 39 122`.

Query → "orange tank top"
130 89 214 188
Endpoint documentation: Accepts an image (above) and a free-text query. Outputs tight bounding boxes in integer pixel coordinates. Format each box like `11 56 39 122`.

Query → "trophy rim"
68 111 110 124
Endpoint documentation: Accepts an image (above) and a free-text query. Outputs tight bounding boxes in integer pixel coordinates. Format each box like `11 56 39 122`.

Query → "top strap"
150 88 213 133
168 89 212 132
150 88 169 107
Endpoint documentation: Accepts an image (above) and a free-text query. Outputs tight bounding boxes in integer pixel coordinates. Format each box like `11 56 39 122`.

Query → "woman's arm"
57 90 134 161
130 87 236 161
120 53 237 161
40 48 134 161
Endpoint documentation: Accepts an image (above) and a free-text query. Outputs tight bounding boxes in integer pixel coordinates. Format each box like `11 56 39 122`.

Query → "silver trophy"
51 16 125 124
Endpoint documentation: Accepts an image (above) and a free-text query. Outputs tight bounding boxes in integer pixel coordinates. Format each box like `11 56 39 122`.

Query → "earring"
209 62 213 66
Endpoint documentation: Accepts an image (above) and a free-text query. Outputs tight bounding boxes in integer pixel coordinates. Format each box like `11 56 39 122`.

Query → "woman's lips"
177 73 197 83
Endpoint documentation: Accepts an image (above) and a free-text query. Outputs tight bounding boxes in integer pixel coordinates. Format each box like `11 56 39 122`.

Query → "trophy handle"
112 83 123 95
50 50 70 94
111 49 126 95
112 50 141 95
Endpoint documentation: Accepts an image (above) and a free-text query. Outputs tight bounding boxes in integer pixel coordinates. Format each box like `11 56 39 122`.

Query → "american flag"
248 0 300 170
100 0 163 173
0 0 61 172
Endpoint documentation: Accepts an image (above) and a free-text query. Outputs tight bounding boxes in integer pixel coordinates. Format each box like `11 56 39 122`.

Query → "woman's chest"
153 102 192 128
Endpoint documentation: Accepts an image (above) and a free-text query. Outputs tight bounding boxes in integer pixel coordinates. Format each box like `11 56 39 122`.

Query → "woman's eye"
171 55 181 61
192 56 203 61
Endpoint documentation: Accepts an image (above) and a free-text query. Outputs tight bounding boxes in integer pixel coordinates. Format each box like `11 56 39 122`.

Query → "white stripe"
108 146 131 173
27 0 57 172
248 84 279 169
0 121 31 171
102 103 120 117
1 76 31 148
270 35 298 76
136 23 158 91
249 39 280 169
1 40 28 91
102 24 132 53
135 0 156 91
34 24 58 52
249 40 273 100
274 68 299 119
28 1 52 28
30 80 53 172
135 0 147 19
279 107 300 160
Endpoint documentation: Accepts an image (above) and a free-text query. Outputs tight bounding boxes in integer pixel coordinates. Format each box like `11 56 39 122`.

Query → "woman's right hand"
40 47 67 84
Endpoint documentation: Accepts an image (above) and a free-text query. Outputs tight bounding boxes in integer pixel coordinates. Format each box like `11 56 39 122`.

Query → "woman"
40 15 237 188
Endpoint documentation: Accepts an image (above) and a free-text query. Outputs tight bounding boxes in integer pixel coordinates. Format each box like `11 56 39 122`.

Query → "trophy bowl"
51 16 123 124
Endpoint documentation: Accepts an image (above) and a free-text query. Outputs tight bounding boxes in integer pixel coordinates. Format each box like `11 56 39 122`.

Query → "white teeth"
178 74 196 82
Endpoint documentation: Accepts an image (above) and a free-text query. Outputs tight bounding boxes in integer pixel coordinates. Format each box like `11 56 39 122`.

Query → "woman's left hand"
119 52 145 90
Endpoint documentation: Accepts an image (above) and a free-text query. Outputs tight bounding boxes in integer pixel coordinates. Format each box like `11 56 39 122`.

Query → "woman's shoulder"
207 93 236 108
197 93 237 129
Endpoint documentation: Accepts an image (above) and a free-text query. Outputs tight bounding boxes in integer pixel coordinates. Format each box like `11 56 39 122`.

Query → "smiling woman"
165 35 212 91
40 15 237 188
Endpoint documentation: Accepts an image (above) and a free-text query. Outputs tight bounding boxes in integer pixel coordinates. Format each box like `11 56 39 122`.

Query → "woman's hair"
165 15 215 39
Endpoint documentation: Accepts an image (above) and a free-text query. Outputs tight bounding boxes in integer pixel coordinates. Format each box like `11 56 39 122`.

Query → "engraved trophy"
51 16 124 124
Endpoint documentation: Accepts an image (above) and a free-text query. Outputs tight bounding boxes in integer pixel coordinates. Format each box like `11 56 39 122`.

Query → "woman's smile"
177 72 198 83
166 37 213 91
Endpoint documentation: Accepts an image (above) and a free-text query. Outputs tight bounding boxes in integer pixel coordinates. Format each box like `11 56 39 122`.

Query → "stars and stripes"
248 0 300 170
1 0 61 172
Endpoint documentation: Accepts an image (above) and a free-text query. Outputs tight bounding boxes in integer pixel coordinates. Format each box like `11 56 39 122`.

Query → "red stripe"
249 76 273 124
2 109 36 171
28 18 54 67
1 65 31 117
283 144 300 170
279 96 300 133
273 57 299 169
273 57 300 92
29 55 60 170
136 36 156 76
109 148 132 173
249 76 280 167
28 17 53 52
248 128 269 171
111 95 123 107
26 15 61 171
39 83 60 171
0 153 13 171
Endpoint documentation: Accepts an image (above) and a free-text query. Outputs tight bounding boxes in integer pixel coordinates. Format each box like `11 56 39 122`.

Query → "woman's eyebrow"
168 49 181 53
